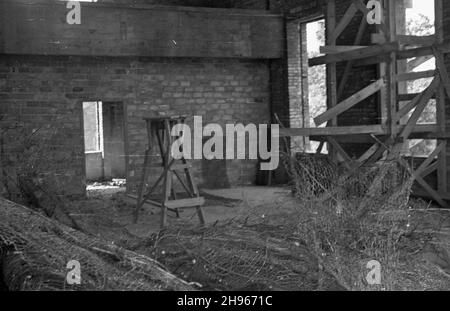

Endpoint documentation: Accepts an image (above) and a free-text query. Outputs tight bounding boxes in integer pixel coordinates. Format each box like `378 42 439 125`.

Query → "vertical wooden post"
396 0 408 131
435 0 448 194
378 1 388 125
326 0 338 163
386 0 398 140
319 5 336 284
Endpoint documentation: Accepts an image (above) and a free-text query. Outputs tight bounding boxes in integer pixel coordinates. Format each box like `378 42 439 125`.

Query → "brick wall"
101 0 235 7
231 0 268 10
286 20 308 151
0 55 270 196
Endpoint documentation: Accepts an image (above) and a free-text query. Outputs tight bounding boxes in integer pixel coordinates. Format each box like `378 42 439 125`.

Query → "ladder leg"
134 149 151 223
160 120 173 228
134 120 155 223
170 178 180 218
183 158 205 225
161 169 172 228
196 206 206 225
183 159 198 195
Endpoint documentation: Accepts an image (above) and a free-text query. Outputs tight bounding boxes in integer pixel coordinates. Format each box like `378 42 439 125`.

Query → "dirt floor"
67 185 327 290
77 185 296 238
64 185 450 291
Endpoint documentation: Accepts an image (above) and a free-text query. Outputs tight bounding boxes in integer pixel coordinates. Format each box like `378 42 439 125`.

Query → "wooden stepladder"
134 116 205 228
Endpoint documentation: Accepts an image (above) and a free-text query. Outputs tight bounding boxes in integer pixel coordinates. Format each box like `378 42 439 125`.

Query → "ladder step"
170 163 192 171
164 197 205 209
149 163 192 170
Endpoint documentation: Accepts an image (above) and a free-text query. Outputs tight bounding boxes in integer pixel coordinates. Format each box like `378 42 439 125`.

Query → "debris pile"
0 197 193 291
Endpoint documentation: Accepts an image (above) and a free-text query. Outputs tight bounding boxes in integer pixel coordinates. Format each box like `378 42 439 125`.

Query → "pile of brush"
0 197 193 291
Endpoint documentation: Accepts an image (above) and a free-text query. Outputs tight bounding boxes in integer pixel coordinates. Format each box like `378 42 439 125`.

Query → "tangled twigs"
0 197 194 291
288 153 422 290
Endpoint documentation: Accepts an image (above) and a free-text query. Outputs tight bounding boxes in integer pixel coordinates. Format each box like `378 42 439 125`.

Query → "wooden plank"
127 194 159 209
438 141 447 192
398 92 436 102
353 43 450 70
435 0 447 194
401 77 440 139
397 35 436 46
412 142 445 179
337 15 367 100
327 137 353 170
435 0 444 44
310 135 377 144
358 143 379 163
420 162 438 179
165 197 205 209
399 157 448 208
397 42 450 60
377 1 388 125
309 41 399 66
280 125 385 137
396 70 436 82
353 49 443 68
326 0 338 163
407 55 434 72
406 124 440 134
280 124 440 138
410 131 450 140
387 0 398 137
353 55 389 67
306 127 444 142
411 188 450 201
330 2 358 42
315 141 325 154
320 45 367 54
314 79 384 126
170 163 192 171
308 130 446 143
365 137 394 166
397 77 440 120
433 47 450 100
416 176 449 208
371 33 386 45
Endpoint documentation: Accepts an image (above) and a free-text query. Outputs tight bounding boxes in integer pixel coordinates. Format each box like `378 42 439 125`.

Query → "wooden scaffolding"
281 0 450 207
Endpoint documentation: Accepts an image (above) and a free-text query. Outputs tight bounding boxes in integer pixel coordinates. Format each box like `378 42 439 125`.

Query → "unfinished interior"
2 0 450 292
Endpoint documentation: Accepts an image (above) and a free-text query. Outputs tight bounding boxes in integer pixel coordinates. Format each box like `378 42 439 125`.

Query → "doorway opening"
83 101 126 186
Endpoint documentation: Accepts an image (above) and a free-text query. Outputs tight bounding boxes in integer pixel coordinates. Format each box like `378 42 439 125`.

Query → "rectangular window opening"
398 0 437 157
305 18 327 154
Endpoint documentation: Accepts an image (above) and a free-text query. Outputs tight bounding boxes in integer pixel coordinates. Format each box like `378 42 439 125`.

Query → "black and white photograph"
1 0 450 296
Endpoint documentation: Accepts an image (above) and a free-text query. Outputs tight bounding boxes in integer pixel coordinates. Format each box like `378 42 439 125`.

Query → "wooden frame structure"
281 0 450 207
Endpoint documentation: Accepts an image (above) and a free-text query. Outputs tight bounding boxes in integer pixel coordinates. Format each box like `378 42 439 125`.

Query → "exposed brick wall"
286 20 308 151
230 0 324 13
230 0 268 10
73 0 236 8
0 55 270 196
47 0 232 8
